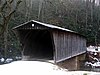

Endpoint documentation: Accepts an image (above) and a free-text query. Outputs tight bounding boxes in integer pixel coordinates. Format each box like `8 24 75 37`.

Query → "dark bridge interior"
19 30 54 60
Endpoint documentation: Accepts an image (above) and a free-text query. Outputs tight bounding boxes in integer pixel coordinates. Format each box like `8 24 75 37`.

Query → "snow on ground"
87 46 100 52
67 71 100 75
0 61 100 75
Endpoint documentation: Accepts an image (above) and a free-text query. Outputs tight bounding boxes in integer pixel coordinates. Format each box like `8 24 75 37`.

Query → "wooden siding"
15 22 50 30
53 30 86 62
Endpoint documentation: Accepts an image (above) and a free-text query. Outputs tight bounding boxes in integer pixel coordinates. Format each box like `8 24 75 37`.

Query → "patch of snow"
0 58 5 62
0 61 99 75
87 46 100 52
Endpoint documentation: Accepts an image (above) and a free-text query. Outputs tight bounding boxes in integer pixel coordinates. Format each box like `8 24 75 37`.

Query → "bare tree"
0 0 22 58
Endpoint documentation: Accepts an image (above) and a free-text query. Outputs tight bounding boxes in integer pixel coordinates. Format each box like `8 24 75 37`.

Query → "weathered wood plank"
53 30 86 62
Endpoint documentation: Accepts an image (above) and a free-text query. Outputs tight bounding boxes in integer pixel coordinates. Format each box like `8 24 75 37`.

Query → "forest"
0 0 100 59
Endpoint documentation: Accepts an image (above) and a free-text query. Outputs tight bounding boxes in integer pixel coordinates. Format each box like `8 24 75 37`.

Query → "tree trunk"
38 0 43 21
4 24 8 58
85 0 89 33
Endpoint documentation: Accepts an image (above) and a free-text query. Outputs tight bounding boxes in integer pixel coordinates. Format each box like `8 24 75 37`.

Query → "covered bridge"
13 20 87 70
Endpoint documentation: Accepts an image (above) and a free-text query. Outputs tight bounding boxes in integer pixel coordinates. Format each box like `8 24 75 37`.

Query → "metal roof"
13 20 76 33
32 20 74 33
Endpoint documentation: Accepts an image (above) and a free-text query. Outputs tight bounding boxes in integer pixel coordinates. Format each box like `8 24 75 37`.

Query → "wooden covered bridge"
13 20 87 70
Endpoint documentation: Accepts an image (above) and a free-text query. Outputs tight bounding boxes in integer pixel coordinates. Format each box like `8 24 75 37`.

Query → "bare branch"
0 1 7 12
0 0 22 36
9 0 14 4
5 0 22 22
16 0 22 9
